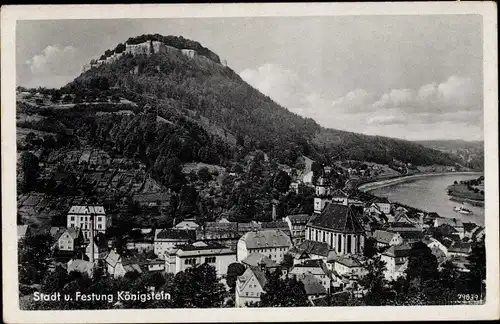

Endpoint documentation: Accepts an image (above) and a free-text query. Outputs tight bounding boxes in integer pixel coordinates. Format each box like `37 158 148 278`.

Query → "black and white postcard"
1 2 499 323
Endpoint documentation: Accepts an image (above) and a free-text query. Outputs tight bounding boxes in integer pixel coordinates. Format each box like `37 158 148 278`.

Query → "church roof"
308 203 364 234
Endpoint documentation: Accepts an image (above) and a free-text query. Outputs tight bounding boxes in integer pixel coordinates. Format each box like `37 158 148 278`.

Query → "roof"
309 204 364 233
370 196 390 204
436 224 459 236
448 242 472 254
50 226 65 237
435 217 464 228
286 214 311 225
155 229 196 241
382 244 412 259
174 219 200 230
67 259 94 274
106 249 122 268
387 222 419 230
328 255 363 268
17 225 29 239
398 231 424 241
56 227 81 241
68 205 105 215
241 253 279 268
295 240 331 258
238 267 267 289
295 273 326 295
373 230 399 245
463 222 478 233
240 229 291 249
88 234 108 251
331 189 348 198
261 220 290 230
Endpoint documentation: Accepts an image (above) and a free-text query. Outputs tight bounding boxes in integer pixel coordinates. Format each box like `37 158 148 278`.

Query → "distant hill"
416 140 484 170
62 33 461 169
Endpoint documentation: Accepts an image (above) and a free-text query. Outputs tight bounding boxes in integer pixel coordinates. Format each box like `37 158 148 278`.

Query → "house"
447 242 472 258
237 229 291 263
372 230 403 248
302 170 314 185
147 259 165 272
368 197 391 214
154 229 196 259
380 244 412 281
289 182 300 194
327 254 366 280
173 219 200 231
261 220 292 237
235 267 267 307
463 222 478 239
67 259 94 277
164 241 236 277
424 237 449 256
293 273 327 302
54 227 83 252
195 222 241 251
241 253 280 270
305 203 366 255
433 218 465 239
284 214 311 245
67 205 111 241
85 234 109 261
289 259 332 293
386 222 424 244
105 250 145 278
17 225 31 241
288 240 333 262
471 226 485 241
448 255 471 273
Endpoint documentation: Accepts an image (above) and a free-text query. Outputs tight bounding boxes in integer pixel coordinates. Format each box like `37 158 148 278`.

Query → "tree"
197 167 212 182
363 237 378 259
280 253 294 271
465 238 486 297
172 263 226 308
273 170 292 193
226 262 246 291
20 151 40 192
18 233 54 285
406 241 439 284
260 270 309 307
359 256 391 305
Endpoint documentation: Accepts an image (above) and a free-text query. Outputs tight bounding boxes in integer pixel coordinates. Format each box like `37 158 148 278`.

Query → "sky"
16 15 484 141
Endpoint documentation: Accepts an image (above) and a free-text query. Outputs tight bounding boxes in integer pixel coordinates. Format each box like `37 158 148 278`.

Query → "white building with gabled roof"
237 229 292 263
67 205 111 241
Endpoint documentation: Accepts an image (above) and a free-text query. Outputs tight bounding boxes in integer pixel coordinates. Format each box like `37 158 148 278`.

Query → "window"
98 224 102 229
205 257 216 263
245 292 249 296
70 216 75 221
323 231 325 242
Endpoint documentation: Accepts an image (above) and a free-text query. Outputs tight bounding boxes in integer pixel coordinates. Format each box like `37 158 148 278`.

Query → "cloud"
239 64 482 140
240 63 309 112
331 89 377 112
367 115 408 126
373 75 480 113
26 45 78 75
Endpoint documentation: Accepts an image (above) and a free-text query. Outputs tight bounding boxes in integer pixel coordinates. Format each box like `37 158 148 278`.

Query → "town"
15 33 486 310
18 161 486 309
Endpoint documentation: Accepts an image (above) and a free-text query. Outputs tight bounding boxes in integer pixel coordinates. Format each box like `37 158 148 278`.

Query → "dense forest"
65 34 462 169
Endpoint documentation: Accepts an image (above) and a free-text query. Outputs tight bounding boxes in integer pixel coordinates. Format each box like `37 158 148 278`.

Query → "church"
305 176 366 255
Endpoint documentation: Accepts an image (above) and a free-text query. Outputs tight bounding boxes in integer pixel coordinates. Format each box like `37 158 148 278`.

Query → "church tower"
313 175 332 214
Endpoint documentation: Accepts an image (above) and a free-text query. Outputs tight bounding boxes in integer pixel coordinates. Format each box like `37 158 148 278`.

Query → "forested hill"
65 34 461 168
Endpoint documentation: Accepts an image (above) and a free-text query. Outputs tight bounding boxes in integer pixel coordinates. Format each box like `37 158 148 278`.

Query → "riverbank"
449 196 485 207
357 171 483 192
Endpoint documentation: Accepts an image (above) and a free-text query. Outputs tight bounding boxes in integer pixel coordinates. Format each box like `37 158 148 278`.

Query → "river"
367 173 485 226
